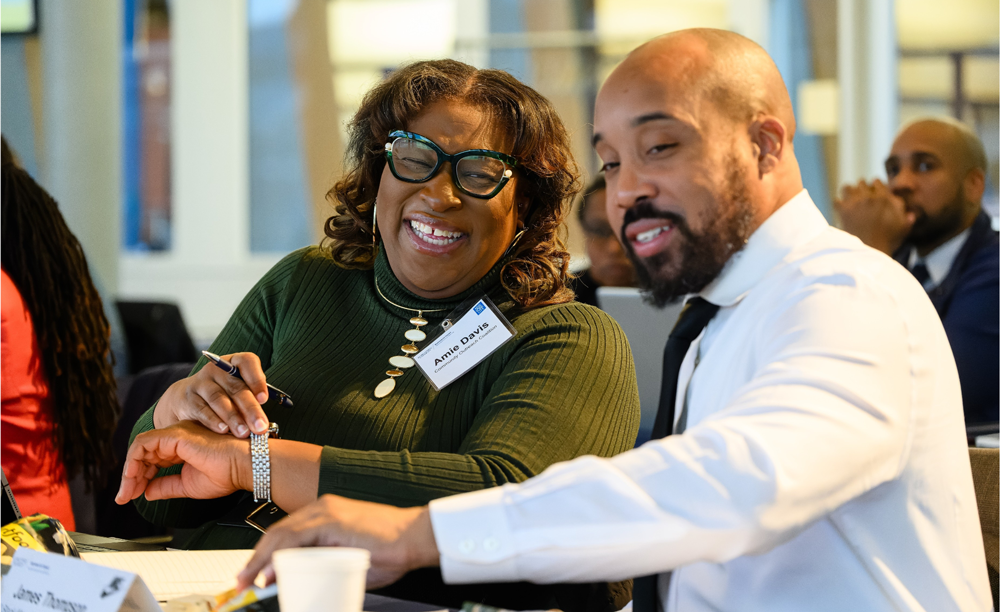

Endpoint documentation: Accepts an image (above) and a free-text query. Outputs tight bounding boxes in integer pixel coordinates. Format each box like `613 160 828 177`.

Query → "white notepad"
80 550 254 601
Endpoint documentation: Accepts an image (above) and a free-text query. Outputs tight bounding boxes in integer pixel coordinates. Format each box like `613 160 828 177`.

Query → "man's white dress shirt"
907 226 971 290
429 191 991 612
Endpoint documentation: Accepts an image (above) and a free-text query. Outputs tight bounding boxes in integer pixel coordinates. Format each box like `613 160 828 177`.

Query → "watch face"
246 502 288 533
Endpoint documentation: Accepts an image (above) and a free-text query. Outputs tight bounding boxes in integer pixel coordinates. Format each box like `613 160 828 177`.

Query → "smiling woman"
375 100 525 299
328 60 580 308
119 59 640 611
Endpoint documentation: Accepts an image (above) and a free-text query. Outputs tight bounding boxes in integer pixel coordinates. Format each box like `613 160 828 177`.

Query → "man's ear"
963 167 986 206
750 116 787 177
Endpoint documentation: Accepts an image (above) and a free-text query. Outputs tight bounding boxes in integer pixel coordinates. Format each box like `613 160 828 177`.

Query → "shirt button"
459 539 476 554
483 537 500 552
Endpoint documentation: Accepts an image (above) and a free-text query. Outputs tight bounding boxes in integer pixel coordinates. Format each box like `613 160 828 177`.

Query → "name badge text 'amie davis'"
432 322 491 367
413 299 515 390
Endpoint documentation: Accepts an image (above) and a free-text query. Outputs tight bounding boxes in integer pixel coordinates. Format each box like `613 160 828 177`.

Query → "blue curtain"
769 0 832 220
248 0 312 253
488 0 531 83
122 0 144 249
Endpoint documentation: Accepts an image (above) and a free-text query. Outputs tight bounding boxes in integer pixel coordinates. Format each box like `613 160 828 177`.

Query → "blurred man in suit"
836 118 999 426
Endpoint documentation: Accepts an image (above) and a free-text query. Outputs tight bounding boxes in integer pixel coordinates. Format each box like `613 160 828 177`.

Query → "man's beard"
621 164 756 308
905 185 968 251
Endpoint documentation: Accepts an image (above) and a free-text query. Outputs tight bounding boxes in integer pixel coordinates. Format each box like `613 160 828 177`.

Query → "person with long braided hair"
1 136 118 530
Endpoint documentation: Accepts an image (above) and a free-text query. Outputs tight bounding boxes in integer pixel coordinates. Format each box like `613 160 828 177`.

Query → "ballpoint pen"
202 350 294 407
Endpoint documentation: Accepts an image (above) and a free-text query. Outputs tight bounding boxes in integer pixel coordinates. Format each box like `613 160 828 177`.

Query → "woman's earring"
371 200 378 247
503 228 527 258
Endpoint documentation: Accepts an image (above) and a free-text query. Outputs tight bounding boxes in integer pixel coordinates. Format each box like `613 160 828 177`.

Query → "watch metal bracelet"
250 422 279 503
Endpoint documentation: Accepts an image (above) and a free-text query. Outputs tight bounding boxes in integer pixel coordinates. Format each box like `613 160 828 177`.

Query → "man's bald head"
619 29 796 142
896 117 987 177
592 28 805 305
885 117 987 253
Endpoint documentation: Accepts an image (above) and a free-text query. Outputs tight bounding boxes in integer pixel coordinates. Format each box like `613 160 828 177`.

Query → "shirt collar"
700 190 828 307
906 226 970 288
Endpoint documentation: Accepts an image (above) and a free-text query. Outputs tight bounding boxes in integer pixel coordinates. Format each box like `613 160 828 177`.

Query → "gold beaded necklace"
372 276 447 398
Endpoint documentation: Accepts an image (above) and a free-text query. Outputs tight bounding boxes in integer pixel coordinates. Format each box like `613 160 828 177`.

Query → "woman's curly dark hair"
325 59 581 309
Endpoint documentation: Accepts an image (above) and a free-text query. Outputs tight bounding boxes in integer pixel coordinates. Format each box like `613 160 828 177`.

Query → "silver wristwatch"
250 422 279 503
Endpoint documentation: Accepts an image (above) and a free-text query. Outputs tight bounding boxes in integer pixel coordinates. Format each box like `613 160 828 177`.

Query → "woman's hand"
115 420 252 504
237 495 440 591
153 352 270 437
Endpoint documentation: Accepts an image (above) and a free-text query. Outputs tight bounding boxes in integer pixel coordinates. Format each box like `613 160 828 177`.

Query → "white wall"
729 0 769 49
39 0 122 291
838 0 898 184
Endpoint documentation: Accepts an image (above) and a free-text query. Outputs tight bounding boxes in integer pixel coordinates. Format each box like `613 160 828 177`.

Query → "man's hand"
237 495 440 590
833 179 915 255
115 421 251 504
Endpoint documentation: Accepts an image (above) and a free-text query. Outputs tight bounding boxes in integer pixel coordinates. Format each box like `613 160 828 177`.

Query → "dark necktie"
910 261 930 286
650 297 721 439
633 296 720 612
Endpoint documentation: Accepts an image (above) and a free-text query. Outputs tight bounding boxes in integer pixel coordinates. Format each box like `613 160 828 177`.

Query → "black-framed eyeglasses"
384 130 518 199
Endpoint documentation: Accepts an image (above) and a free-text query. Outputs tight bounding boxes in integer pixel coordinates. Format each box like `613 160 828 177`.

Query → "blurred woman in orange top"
1 137 118 529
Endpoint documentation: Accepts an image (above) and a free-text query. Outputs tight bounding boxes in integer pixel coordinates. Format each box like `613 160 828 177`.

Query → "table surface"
68 533 459 612
364 593 458 612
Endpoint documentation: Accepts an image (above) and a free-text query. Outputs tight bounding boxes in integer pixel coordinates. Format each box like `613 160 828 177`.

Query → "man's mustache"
620 201 689 248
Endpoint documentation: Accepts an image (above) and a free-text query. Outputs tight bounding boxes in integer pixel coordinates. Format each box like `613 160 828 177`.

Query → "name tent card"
414 297 516 391
1 548 160 612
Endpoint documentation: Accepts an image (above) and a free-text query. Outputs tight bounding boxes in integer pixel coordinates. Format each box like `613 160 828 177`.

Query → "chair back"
116 301 198 375
969 447 999 609
92 362 196 538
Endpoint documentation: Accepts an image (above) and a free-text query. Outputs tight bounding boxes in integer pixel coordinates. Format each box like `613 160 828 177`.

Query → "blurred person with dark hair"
1 137 119 530
835 117 999 426
116 60 638 611
572 176 637 307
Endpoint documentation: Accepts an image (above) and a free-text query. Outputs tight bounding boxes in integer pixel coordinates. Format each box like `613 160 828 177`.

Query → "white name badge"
414 297 516 391
1 548 160 612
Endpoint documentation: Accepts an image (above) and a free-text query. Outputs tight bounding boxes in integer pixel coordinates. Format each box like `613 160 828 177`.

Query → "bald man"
239 31 991 611
836 119 999 427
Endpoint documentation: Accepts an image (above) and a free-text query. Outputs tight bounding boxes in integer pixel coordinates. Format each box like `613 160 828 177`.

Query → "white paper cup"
272 547 370 612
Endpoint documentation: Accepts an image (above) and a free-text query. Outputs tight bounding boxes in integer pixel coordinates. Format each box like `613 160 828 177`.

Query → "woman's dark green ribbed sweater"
131 246 639 611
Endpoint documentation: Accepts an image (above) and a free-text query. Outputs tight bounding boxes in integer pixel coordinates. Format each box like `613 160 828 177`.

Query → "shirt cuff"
429 484 521 584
